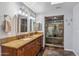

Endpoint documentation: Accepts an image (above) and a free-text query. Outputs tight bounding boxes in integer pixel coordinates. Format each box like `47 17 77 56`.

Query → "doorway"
45 15 64 48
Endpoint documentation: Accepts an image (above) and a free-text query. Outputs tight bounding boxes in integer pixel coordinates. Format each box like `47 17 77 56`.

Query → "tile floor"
38 46 75 56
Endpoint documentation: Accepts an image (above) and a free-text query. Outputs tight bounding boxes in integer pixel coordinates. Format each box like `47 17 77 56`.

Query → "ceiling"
23 2 78 14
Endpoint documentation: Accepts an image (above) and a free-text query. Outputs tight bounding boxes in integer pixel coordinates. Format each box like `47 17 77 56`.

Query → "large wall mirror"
16 8 36 33
17 15 27 33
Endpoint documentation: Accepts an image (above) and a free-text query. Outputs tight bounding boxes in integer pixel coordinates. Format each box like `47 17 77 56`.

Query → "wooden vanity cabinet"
1 36 43 56
1 46 17 56
23 36 43 56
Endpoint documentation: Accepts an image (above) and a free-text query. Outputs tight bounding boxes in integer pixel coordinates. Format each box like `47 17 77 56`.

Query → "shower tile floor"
38 47 75 56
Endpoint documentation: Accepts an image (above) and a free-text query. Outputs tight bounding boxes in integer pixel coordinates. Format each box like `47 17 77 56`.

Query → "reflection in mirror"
20 17 27 32
30 16 36 32
35 22 42 31
17 15 28 33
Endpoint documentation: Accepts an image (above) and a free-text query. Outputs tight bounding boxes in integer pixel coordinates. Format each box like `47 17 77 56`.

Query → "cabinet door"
17 48 24 56
1 46 17 56
30 45 36 56
31 41 38 56
24 41 36 56
39 36 43 48
24 47 32 56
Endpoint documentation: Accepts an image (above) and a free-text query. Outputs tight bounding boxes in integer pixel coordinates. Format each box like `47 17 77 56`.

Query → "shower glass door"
45 15 64 46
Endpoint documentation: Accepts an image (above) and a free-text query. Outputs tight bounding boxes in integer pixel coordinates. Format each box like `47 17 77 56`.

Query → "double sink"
1 34 43 49
21 34 41 41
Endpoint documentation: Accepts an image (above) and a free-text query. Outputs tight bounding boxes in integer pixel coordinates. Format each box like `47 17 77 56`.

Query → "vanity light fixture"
18 8 23 14
22 12 25 15
18 10 21 14
18 8 28 16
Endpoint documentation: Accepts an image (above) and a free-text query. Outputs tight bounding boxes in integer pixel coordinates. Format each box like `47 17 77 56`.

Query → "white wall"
0 2 18 38
73 3 79 55
64 9 73 50
36 8 73 49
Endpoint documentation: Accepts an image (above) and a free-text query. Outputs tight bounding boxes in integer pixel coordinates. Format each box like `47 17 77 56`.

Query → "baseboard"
64 49 78 56
73 50 78 56
64 49 73 51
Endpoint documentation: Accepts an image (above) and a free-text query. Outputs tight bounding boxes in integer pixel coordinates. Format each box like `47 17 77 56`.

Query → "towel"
4 18 11 33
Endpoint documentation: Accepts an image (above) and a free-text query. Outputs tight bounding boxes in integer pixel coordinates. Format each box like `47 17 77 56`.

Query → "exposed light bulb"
25 14 28 16
51 2 64 5
22 12 25 15
18 10 21 14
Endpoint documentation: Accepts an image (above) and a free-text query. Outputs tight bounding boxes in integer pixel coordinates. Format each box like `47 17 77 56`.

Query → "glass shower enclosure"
45 15 64 47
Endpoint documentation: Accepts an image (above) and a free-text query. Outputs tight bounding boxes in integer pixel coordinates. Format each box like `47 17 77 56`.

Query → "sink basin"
32 35 39 37
22 38 32 41
32 35 37 36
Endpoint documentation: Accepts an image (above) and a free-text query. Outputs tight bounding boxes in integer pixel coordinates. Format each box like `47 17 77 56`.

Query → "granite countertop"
1 34 43 49
0 32 29 39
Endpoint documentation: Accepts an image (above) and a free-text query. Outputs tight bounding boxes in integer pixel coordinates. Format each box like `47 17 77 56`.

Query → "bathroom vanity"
1 32 43 56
